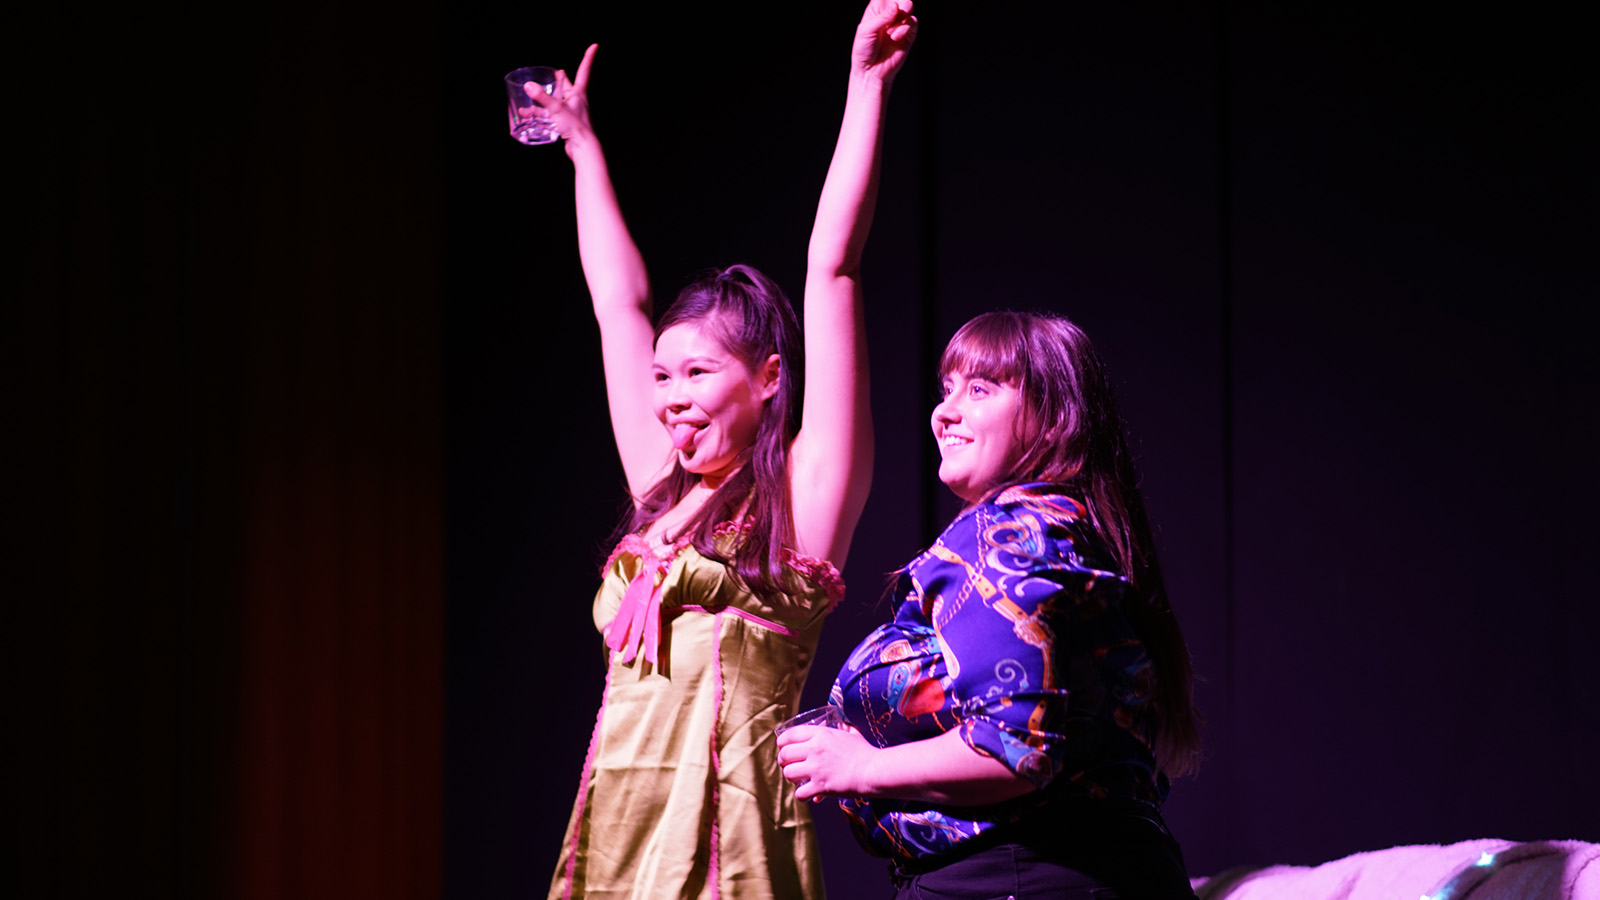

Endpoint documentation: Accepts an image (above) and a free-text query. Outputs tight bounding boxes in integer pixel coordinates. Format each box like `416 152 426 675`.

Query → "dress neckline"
601 522 846 605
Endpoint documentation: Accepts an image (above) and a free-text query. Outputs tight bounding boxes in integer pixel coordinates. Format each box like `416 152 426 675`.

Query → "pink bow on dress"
605 551 672 665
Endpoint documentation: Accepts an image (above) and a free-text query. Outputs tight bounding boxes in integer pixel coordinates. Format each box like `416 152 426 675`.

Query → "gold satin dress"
549 525 844 900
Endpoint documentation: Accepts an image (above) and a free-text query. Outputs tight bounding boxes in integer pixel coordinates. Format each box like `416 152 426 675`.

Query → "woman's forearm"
806 73 891 279
570 138 651 324
856 728 1036 806
782 725 1037 807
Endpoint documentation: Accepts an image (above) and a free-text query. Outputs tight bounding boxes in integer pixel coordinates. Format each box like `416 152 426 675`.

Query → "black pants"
888 802 1198 900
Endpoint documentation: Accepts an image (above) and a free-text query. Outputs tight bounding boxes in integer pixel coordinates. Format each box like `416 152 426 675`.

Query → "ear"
758 354 781 401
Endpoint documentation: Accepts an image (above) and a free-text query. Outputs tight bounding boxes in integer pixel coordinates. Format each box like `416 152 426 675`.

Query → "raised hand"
852 0 918 84
525 43 600 159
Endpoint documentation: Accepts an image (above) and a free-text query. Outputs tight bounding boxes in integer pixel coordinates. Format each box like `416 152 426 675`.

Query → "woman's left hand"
524 44 599 159
776 722 877 802
852 0 918 85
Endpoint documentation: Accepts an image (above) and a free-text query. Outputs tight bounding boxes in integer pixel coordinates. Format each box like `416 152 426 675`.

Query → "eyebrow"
654 356 723 370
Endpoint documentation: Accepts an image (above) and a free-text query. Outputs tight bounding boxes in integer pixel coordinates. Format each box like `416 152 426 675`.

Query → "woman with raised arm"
777 311 1204 899
530 2 916 898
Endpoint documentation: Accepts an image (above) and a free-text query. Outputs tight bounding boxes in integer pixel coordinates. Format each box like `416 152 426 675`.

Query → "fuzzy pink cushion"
1192 838 1600 900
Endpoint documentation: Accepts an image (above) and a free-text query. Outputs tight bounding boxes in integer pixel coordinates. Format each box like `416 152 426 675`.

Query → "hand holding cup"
505 66 561 144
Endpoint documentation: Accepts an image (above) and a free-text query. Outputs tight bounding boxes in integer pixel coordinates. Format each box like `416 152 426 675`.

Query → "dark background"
18 1 1596 898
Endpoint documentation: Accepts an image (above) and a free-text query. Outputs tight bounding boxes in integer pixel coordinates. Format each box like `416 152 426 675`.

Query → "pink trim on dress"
679 605 800 640
707 611 725 900
600 532 684 574
560 656 616 900
709 520 847 606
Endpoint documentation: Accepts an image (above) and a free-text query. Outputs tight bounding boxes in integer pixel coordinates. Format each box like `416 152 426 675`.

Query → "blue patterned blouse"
831 482 1169 862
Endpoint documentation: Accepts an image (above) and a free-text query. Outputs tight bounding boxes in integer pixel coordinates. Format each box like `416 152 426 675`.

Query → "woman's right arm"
786 0 917 568
540 47 671 498
777 725 1034 806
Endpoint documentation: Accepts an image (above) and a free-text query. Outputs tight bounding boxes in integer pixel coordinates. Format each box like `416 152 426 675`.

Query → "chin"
936 464 964 492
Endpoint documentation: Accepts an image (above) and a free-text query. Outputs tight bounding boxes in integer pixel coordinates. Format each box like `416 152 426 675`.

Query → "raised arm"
535 47 671 498
788 0 917 567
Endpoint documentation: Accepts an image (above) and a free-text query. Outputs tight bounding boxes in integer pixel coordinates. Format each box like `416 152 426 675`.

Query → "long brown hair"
940 310 1202 776
616 264 805 605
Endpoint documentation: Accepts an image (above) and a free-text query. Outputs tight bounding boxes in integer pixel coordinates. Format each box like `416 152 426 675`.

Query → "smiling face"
652 321 779 486
931 371 1027 504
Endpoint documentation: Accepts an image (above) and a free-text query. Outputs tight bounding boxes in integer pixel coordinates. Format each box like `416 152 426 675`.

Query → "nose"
662 377 691 412
931 394 958 429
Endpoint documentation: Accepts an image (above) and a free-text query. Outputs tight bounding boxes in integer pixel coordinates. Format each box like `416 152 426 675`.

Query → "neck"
697 461 744 492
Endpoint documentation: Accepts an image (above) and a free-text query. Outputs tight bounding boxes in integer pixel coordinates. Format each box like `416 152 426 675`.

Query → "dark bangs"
939 311 1031 385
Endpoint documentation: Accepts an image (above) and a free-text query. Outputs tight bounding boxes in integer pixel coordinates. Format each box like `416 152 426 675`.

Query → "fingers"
527 43 595 110
892 10 918 43
858 0 917 58
775 723 817 759
777 726 857 800
524 73 564 110
861 0 900 32
886 1 918 47
778 742 808 784
780 757 806 784
776 726 818 783
879 0 914 31
574 43 598 93
786 757 838 804
885 0 913 32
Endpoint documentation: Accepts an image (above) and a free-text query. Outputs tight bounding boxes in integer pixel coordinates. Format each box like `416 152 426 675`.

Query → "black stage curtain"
17 2 444 898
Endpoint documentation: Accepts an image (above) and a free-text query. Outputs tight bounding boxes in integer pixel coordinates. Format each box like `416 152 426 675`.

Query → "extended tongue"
671 423 699 450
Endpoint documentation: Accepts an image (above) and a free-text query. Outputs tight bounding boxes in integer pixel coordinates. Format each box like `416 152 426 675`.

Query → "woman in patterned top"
777 311 1203 899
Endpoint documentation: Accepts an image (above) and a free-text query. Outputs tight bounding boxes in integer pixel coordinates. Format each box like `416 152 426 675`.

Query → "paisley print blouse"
830 482 1169 862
